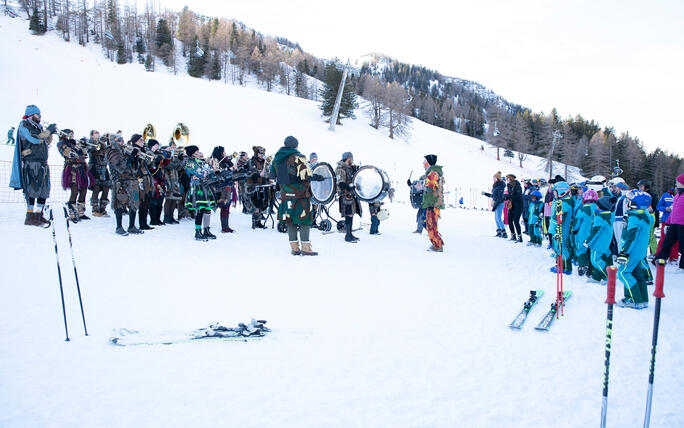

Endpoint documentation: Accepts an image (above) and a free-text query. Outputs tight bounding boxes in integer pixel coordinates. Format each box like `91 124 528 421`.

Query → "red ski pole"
600 267 617 428
644 260 666 428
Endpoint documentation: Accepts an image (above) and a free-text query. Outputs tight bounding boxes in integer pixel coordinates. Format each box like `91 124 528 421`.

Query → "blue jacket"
528 200 542 225
656 190 675 224
586 210 613 253
484 180 506 210
620 209 654 260
10 119 45 190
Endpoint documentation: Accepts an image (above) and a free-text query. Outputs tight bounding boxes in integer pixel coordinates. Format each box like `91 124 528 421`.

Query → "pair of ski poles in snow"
601 261 666 428
48 204 88 341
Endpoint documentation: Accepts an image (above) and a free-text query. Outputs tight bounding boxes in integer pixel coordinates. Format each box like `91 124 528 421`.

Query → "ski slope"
1 12 683 428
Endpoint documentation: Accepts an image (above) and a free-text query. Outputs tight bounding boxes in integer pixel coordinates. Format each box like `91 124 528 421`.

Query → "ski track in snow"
0 12 683 428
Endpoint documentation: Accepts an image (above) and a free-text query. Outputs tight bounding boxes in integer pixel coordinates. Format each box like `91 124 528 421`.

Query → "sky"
160 0 684 157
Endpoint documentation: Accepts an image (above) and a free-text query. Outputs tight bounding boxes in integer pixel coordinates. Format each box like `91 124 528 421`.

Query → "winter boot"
67 202 80 223
138 208 153 230
516 235 523 243
115 226 129 236
220 214 233 233
428 245 444 252
91 198 103 217
195 228 208 241
509 233 517 242
495 229 502 237
36 209 50 227
100 199 110 217
203 228 217 240
128 210 143 234
290 241 301 256
301 241 318 256
77 202 90 220
578 266 588 276
24 212 38 226
344 217 358 243
500 230 508 239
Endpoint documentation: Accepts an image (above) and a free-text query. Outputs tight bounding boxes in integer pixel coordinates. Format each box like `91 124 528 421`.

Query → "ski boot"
203 228 217 240
616 298 647 310
550 265 572 275
577 266 588 276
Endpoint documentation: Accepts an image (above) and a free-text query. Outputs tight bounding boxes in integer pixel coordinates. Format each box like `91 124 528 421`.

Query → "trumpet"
143 123 156 143
172 123 189 146
123 143 156 163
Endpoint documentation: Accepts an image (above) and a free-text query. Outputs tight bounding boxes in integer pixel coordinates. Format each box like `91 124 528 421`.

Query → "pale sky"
161 0 684 156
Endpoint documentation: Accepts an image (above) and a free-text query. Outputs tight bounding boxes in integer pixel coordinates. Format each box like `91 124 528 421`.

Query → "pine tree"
156 19 174 67
144 54 154 72
319 60 357 124
187 36 205 78
116 41 127 64
29 5 45 34
504 148 515 163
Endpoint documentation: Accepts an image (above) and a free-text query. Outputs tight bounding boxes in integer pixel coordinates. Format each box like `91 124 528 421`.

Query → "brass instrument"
143 123 156 143
123 142 156 163
172 122 189 146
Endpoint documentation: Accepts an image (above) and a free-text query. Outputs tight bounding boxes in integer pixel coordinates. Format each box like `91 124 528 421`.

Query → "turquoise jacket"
528 200 542 225
586 210 613 253
549 195 575 237
620 209 654 260
574 203 597 243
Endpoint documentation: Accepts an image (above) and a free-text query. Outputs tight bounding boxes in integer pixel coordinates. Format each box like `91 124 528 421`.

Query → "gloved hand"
582 242 589 248
47 123 58 134
481 191 486 196
311 173 326 182
407 179 412 187
617 253 628 265
130 147 139 157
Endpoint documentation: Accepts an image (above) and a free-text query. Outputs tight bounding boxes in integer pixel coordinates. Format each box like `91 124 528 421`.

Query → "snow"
1 12 684 428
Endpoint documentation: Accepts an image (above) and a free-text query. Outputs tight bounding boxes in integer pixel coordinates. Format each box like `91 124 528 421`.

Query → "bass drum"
310 162 337 205
352 165 391 203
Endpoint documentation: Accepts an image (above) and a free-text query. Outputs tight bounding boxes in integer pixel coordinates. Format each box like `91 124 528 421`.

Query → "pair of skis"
110 319 270 346
509 290 572 331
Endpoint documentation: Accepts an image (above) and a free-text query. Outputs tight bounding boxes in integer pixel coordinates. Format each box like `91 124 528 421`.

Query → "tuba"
172 122 190 147
143 123 156 143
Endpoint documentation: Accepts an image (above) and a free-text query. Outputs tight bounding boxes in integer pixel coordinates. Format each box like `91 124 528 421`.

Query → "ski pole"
49 206 70 342
600 266 617 428
644 259 666 428
63 205 88 336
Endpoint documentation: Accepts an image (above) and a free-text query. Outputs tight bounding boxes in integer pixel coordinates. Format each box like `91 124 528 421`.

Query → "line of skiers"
483 171 684 309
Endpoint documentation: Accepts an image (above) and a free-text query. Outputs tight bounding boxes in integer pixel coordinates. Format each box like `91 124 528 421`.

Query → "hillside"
1 11 682 428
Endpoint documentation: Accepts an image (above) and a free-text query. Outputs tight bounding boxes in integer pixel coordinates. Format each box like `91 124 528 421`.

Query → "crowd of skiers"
483 171 684 309
9 105 447 255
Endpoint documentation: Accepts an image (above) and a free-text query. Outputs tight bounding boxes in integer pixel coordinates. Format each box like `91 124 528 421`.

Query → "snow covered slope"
0 12 682 428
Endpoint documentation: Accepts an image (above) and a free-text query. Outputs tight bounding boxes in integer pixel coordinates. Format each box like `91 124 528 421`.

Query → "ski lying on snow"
110 319 270 346
535 291 572 331
509 290 544 329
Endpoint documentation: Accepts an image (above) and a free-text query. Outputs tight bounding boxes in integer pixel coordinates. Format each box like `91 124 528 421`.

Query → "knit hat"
212 146 225 160
425 154 437 166
25 105 40 117
147 139 159 149
494 171 502 180
130 134 143 144
506 173 516 180
185 145 199 157
309 152 317 161
284 136 299 148
597 196 613 211
677 174 684 186
253 146 265 154
342 151 353 161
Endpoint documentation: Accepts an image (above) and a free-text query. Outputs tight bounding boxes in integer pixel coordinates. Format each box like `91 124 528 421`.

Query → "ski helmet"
596 196 613 211
583 189 598 202
530 191 543 199
627 190 652 209
608 177 625 186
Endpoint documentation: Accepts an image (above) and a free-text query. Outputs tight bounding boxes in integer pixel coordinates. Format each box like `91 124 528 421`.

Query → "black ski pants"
654 224 684 268
508 203 522 236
